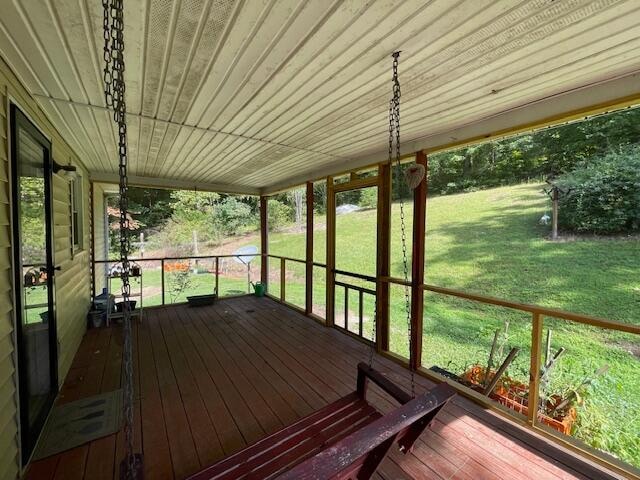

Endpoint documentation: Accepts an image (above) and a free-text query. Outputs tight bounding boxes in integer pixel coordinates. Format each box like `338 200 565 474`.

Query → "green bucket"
252 282 266 297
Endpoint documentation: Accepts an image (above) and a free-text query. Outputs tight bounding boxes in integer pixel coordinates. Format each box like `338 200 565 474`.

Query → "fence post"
161 259 165 305
528 312 543 425
305 181 314 314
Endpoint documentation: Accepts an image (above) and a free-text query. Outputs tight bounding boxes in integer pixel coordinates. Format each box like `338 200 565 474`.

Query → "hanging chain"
389 52 415 398
103 1 136 478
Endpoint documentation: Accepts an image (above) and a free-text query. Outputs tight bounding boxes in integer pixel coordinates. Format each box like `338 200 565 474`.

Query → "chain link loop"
103 1 136 478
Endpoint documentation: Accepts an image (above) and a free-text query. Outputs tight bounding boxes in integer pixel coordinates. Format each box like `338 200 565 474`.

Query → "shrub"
359 188 377 208
268 199 294 231
555 149 640 234
214 197 252 236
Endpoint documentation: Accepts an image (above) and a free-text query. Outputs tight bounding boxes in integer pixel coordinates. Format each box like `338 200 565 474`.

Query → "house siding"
0 56 91 477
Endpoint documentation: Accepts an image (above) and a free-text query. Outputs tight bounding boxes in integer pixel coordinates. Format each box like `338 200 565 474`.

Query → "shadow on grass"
424 202 639 325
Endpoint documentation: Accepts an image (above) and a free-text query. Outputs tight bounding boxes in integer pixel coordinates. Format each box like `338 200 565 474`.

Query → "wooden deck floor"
25 296 623 480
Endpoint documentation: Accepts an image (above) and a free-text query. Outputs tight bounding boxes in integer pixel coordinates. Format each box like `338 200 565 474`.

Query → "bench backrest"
275 369 455 480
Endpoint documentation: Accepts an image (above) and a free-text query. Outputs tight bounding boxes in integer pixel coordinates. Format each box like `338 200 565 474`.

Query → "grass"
261 182 640 468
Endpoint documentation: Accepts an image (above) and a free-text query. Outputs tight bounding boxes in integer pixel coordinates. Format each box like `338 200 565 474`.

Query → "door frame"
9 104 59 465
326 171 387 345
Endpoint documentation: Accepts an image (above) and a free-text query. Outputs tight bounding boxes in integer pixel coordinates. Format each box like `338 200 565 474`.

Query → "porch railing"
93 249 639 473
93 254 261 306
378 274 640 475
264 254 375 343
259 254 639 475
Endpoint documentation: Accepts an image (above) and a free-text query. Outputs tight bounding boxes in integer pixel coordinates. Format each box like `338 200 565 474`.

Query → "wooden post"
280 257 286 302
260 196 268 286
326 177 335 327
528 312 543 425
305 181 314 314
161 259 165 305
215 257 219 296
410 151 428 371
376 163 391 351
89 181 96 300
551 187 559 240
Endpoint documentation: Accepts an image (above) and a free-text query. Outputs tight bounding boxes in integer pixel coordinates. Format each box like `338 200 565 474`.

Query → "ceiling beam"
260 71 640 195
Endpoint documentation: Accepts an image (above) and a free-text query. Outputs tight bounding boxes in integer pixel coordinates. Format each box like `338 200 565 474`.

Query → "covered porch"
24 297 621 480
1 1 639 479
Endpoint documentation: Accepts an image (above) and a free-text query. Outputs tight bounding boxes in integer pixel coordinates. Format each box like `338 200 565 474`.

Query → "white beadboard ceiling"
1 0 640 194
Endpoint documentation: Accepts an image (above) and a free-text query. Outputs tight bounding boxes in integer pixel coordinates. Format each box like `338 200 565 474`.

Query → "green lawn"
262 182 639 468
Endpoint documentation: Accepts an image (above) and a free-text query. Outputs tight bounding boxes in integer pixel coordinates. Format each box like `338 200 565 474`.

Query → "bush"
214 197 253 236
359 188 377 208
556 149 640 234
268 199 294 231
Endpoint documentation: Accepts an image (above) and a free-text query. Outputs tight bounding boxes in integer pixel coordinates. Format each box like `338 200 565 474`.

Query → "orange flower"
164 261 189 272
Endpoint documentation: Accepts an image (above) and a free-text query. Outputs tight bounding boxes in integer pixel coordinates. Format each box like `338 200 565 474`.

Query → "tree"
426 107 640 196
288 188 305 231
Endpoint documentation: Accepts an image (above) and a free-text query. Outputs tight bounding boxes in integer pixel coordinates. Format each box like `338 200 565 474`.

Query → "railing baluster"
528 312 543 426
161 259 165 305
215 257 219 296
344 285 349 331
280 257 285 301
359 290 363 337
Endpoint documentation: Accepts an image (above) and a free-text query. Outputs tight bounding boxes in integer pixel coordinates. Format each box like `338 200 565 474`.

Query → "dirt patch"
144 231 261 258
609 340 640 359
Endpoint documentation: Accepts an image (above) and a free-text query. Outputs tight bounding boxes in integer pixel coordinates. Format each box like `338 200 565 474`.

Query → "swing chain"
389 52 415 398
103 0 136 478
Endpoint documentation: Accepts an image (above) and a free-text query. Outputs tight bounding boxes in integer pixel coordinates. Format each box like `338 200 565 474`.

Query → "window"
70 176 83 250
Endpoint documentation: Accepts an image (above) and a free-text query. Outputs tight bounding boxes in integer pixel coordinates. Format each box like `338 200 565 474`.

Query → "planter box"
462 365 576 435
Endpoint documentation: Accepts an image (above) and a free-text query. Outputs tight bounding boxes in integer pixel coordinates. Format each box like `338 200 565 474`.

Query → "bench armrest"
356 362 413 404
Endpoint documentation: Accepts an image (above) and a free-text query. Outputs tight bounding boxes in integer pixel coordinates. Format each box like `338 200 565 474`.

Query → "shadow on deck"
25 296 623 480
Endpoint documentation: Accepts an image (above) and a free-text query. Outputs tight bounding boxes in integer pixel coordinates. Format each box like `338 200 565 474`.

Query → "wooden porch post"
89 181 96 300
305 182 314 314
260 196 268 286
410 151 427 370
326 177 335 327
376 163 391 352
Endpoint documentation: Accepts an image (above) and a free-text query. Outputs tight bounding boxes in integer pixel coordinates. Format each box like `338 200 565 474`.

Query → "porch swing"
103 0 455 475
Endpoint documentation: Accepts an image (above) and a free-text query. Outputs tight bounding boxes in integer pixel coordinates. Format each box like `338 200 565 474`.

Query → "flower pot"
115 300 137 312
87 310 104 328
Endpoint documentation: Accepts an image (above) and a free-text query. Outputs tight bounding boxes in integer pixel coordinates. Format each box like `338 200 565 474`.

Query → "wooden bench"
188 363 456 480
